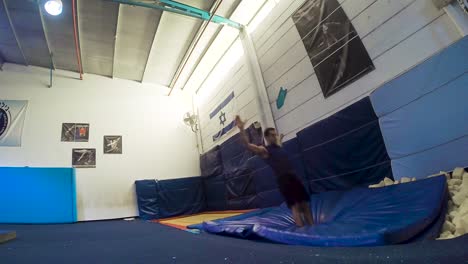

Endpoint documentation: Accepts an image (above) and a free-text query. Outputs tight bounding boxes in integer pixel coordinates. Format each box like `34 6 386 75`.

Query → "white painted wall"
196 48 261 152
0 64 200 221
251 0 462 141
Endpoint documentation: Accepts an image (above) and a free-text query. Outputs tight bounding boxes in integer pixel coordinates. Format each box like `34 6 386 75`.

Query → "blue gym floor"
0 220 467 263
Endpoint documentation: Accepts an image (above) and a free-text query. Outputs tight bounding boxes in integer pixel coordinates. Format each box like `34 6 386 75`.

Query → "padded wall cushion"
378 74 468 160
135 180 159 220
203 174 227 211
370 36 468 179
200 145 223 177
297 97 378 147
225 168 256 200
155 177 206 218
371 36 468 117
135 177 205 220
391 136 468 179
305 162 393 193
220 134 253 171
201 176 447 247
302 122 390 182
297 97 392 192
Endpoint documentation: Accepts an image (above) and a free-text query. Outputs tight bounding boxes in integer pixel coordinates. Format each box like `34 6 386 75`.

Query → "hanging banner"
211 92 236 142
0 100 28 147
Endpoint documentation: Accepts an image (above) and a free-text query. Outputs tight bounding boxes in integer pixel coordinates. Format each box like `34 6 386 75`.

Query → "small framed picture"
61 123 90 142
74 124 90 142
104 136 122 154
61 123 76 142
72 148 96 168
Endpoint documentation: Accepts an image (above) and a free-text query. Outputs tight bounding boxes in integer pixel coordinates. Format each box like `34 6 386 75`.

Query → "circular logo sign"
0 108 9 137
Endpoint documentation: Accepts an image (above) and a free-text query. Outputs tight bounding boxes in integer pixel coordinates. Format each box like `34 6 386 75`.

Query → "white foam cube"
452 167 465 179
383 177 394 186
448 179 463 186
442 221 456 233
452 192 466 206
401 177 411 183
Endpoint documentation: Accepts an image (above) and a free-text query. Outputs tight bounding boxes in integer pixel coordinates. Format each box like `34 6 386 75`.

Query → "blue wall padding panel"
302 122 389 182
135 180 159 220
200 176 447 247
370 36 468 180
155 177 205 218
0 167 77 224
297 97 392 192
135 177 205 220
200 145 223 177
297 97 378 147
219 134 253 171
304 162 393 193
391 136 468 179
255 189 284 208
371 36 468 117
225 168 256 200
378 74 468 160
203 174 227 211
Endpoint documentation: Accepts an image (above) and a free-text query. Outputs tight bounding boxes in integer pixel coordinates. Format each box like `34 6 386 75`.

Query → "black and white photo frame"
103 136 122 154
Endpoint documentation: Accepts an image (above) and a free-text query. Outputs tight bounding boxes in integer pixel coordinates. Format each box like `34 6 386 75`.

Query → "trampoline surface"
0 220 467 264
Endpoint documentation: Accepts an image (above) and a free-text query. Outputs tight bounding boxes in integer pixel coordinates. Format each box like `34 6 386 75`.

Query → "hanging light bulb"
45 0 63 16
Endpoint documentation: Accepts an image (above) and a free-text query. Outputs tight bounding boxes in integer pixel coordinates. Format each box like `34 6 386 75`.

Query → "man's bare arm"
236 116 268 158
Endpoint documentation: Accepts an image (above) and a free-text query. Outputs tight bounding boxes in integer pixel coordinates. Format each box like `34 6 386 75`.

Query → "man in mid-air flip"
236 116 313 227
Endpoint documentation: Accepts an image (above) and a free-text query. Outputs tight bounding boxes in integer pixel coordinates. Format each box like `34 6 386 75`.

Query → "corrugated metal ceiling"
0 0 266 92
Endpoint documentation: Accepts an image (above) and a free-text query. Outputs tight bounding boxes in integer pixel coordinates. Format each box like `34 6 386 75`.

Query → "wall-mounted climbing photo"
104 135 122 154
61 123 90 142
72 148 96 168
292 0 374 98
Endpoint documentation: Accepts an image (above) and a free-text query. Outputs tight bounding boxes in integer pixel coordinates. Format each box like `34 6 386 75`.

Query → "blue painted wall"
0 167 77 223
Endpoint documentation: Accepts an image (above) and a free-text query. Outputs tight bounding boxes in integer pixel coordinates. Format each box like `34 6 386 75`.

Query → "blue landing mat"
199 176 448 246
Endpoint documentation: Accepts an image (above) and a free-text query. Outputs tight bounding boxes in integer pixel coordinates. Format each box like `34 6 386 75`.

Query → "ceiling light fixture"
45 0 63 16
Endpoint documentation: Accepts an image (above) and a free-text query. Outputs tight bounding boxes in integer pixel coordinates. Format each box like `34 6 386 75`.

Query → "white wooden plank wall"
251 0 461 141
197 56 260 152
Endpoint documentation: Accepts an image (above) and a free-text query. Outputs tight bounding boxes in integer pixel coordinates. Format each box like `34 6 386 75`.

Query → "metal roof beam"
38 2 56 70
140 8 163 83
111 0 242 29
2 0 27 65
167 0 223 94
112 4 121 78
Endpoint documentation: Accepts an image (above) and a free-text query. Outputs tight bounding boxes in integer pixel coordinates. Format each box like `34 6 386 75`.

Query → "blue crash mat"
198 176 447 246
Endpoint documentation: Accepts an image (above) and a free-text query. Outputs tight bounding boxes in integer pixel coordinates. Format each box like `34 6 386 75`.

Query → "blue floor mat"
200 176 448 246
0 220 467 263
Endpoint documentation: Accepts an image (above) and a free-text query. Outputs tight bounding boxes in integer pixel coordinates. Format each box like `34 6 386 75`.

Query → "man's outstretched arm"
235 116 268 158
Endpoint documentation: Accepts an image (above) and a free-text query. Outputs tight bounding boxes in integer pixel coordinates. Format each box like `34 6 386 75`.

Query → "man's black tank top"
264 144 295 176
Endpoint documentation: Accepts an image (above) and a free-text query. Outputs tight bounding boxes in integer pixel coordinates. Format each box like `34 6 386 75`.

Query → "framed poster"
72 148 96 168
104 136 122 154
61 123 90 142
74 124 90 142
292 0 374 98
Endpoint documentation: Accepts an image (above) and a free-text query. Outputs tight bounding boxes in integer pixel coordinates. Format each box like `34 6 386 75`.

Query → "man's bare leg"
301 202 314 225
291 204 304 227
